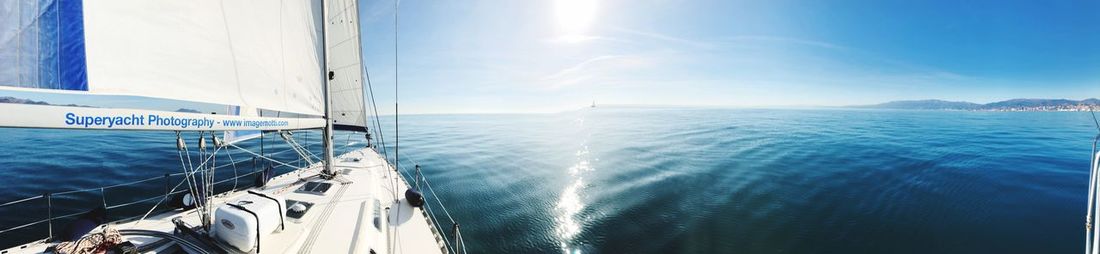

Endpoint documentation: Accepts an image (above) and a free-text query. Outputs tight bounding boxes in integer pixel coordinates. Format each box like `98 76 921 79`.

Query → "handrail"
1084 132 1100 254
0 195 43 207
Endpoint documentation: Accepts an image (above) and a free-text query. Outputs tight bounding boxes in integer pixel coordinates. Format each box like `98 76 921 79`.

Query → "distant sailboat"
0 1 463 253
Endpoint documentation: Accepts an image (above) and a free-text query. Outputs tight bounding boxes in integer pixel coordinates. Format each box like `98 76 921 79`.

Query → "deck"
4 148 446 254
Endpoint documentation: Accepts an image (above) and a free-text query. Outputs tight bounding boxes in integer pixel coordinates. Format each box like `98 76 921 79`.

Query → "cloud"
607 26 715 50
721 35 848 51
546 35 629 44
539 55 657 89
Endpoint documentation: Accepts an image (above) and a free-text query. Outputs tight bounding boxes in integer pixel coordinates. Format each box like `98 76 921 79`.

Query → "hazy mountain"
0 96 93 108
984 98 1080 109
175 108 202 113
864 100 981 110
863 98 1100 110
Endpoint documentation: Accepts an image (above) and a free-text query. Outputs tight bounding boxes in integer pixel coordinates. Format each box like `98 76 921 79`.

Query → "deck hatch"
296 181 333 195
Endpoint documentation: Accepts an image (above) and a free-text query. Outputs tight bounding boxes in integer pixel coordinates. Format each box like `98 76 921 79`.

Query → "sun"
554 0 598 38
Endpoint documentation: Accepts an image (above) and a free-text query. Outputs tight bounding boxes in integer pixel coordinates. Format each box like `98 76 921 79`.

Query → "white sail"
1 0 326 116
325 0 369 131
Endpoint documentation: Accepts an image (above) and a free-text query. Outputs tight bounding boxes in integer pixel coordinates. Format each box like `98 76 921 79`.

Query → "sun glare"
555 0 598 39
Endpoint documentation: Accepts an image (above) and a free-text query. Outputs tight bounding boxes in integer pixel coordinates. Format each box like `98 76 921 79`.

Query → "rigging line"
169 135 227 229
281 132 321 164
207 133 221 223
1091 108 1100 132
177 133 201 218
227 144 241 191
421 171 455 223
193 132 224 227
132 155 216 228
204 133 213 218
130 177 186 228
358 29 389 157
296 134 323 162
359 34 389 160
186 145 225 181
363 93 397 203
365 65 390 160
228 143 309 171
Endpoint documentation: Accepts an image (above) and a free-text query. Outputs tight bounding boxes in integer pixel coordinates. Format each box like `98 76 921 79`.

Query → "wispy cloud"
542 55 624 81
712 35 973 87
721 35 849 51
539 54 657 89
608 26 715 50
545 35 630 44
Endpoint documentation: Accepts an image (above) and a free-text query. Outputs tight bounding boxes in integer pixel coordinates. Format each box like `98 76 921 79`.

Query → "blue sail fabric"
0 0 87 91
58 0 87 91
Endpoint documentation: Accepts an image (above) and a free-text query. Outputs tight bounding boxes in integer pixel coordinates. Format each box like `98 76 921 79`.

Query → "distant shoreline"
856 98 1100 112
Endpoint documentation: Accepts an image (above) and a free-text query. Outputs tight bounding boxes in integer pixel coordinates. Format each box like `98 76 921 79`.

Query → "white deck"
5 148 447 254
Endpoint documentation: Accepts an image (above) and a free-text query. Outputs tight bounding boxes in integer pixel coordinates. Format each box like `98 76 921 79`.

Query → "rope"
53 225 122 254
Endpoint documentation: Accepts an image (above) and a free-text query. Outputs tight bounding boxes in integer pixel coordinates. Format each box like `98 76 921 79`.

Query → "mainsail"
0 0 367 132
2 1 323 115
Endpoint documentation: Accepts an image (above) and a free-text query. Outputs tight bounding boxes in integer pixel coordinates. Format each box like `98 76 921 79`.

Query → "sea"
0 107 1096 253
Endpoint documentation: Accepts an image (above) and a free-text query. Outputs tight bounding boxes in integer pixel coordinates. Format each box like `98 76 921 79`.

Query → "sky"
355 0 1100 114
3 0 1099 114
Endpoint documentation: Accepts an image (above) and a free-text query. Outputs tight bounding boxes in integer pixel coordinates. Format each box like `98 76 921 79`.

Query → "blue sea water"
0 107 1096 253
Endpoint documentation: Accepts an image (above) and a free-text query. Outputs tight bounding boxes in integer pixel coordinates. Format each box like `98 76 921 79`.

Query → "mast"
321 0 335 176
394 0 400 174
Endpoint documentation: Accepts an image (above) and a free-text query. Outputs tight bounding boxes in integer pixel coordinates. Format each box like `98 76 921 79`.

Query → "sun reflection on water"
556 140 594 253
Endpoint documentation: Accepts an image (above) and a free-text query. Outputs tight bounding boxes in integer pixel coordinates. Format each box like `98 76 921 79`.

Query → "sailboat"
0 1 463 253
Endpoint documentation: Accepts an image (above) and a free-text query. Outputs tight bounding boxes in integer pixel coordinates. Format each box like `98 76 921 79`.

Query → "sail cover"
0 0 326 116
325 0 368 132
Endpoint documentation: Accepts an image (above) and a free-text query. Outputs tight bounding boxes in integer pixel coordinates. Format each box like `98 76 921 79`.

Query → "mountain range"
0 96 204 113
0 96 92 108
861 98 1100 111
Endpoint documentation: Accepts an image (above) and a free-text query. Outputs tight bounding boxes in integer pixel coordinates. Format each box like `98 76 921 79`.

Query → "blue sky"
356 0 1099 113
3 0 1098 114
